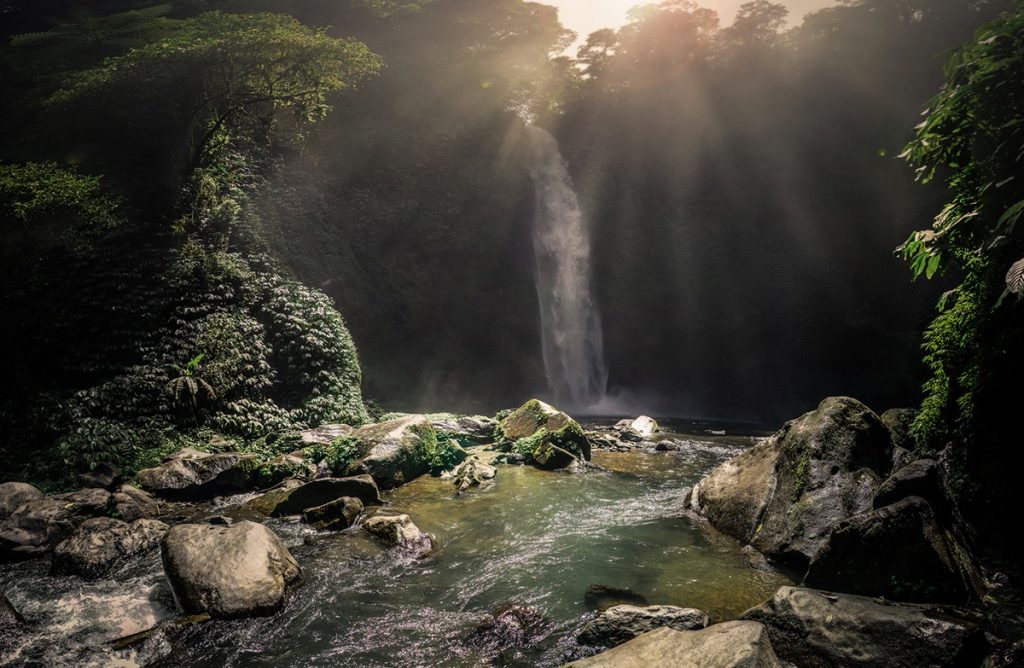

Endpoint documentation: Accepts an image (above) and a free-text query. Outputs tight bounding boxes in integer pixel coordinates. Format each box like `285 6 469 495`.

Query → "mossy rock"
497 400 590 470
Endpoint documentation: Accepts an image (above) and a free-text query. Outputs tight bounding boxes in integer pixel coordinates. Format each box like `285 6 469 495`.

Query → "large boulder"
254 476 382 517
873 459 944 512
303 496 363 531
51 517 168 579
687 397 893 567
161 521 300 618
349 415 437 488
428 414 498 444
804 496 975 604
563 622 783 667
0 497 90 561
742 586 986 668
577 604 709 648
300 423 354 445
0 482 44 520
497 399 591 469
137 450 258 499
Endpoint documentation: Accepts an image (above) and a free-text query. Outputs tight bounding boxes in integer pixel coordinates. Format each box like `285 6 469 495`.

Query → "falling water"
525 125 608 409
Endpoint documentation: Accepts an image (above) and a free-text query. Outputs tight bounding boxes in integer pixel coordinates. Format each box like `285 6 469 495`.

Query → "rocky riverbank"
1 397 1020 666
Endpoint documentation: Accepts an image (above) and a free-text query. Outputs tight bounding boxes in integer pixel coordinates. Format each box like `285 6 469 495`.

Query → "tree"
44 11 382 228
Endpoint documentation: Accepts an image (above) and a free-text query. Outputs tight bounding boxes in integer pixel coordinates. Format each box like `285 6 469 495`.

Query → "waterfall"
525 125 608 409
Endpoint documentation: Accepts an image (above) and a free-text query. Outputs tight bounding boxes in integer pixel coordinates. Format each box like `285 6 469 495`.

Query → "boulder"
349 415 436 489
161 521 300 618
452 457 496 494
429 414 498 444
363 513 433 556
578 605 709 648
51 517 168 579
78 462 123 491
742 586 986 668
687 397 893 567
563 622 783 667
51 488 113 516
300 423 354 445
137 450 258 499
497 399 591 469
111 485 161 522
804 496 974 603
254 452 315 488
0 482 44 520
303 496 363 531
617 416 659 440
260 476 382 517
890 446 915 473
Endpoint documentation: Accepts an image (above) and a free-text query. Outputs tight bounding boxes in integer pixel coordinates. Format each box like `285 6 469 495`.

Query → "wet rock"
255 452 315 487
254 476 382 517
804 496 975 603
616 416 659 441
363 513 433 556
584 584 649 611
78 462 123 491
347 415 437 488
467 604 550 652
111 484 161 521
577 604 709 648
429 414 498 444
51 517 168 579
301 423 355 445
742 586 986 668
497 399 591 469
137 450 258 500
303 496 363 531
452 457 496 494
687 397 892 568
564 622 783 667
161 521 301 618
0 482 44 520
0 498 80 561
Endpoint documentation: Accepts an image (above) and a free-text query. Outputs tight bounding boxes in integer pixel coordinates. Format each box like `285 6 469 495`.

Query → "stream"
1 424 792 667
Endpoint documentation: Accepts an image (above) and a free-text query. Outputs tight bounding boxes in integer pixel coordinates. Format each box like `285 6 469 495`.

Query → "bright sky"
544 0 837 48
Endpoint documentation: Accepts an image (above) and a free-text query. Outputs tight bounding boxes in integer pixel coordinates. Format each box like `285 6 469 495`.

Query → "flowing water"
525 126 608 410
1 432 791 667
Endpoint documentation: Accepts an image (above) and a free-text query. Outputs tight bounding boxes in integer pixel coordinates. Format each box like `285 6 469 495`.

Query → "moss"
794 448 810 497
413 424 465 475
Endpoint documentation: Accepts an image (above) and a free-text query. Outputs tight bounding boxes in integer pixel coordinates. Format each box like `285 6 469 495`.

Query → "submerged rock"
742 586 986 668
467 604 550 652
51 517 168 579
584 584 650 612
452 457 496 494
363 513 434 556
497 399 591 469
687 396 892 567
161 521 301 618
303 496 363 531
564 622 783 667
804 496 975 603
577 604 710 648
137 450 258 500
0 482 44 521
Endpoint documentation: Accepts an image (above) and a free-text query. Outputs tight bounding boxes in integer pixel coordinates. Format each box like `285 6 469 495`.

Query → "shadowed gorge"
1 0 1022 666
